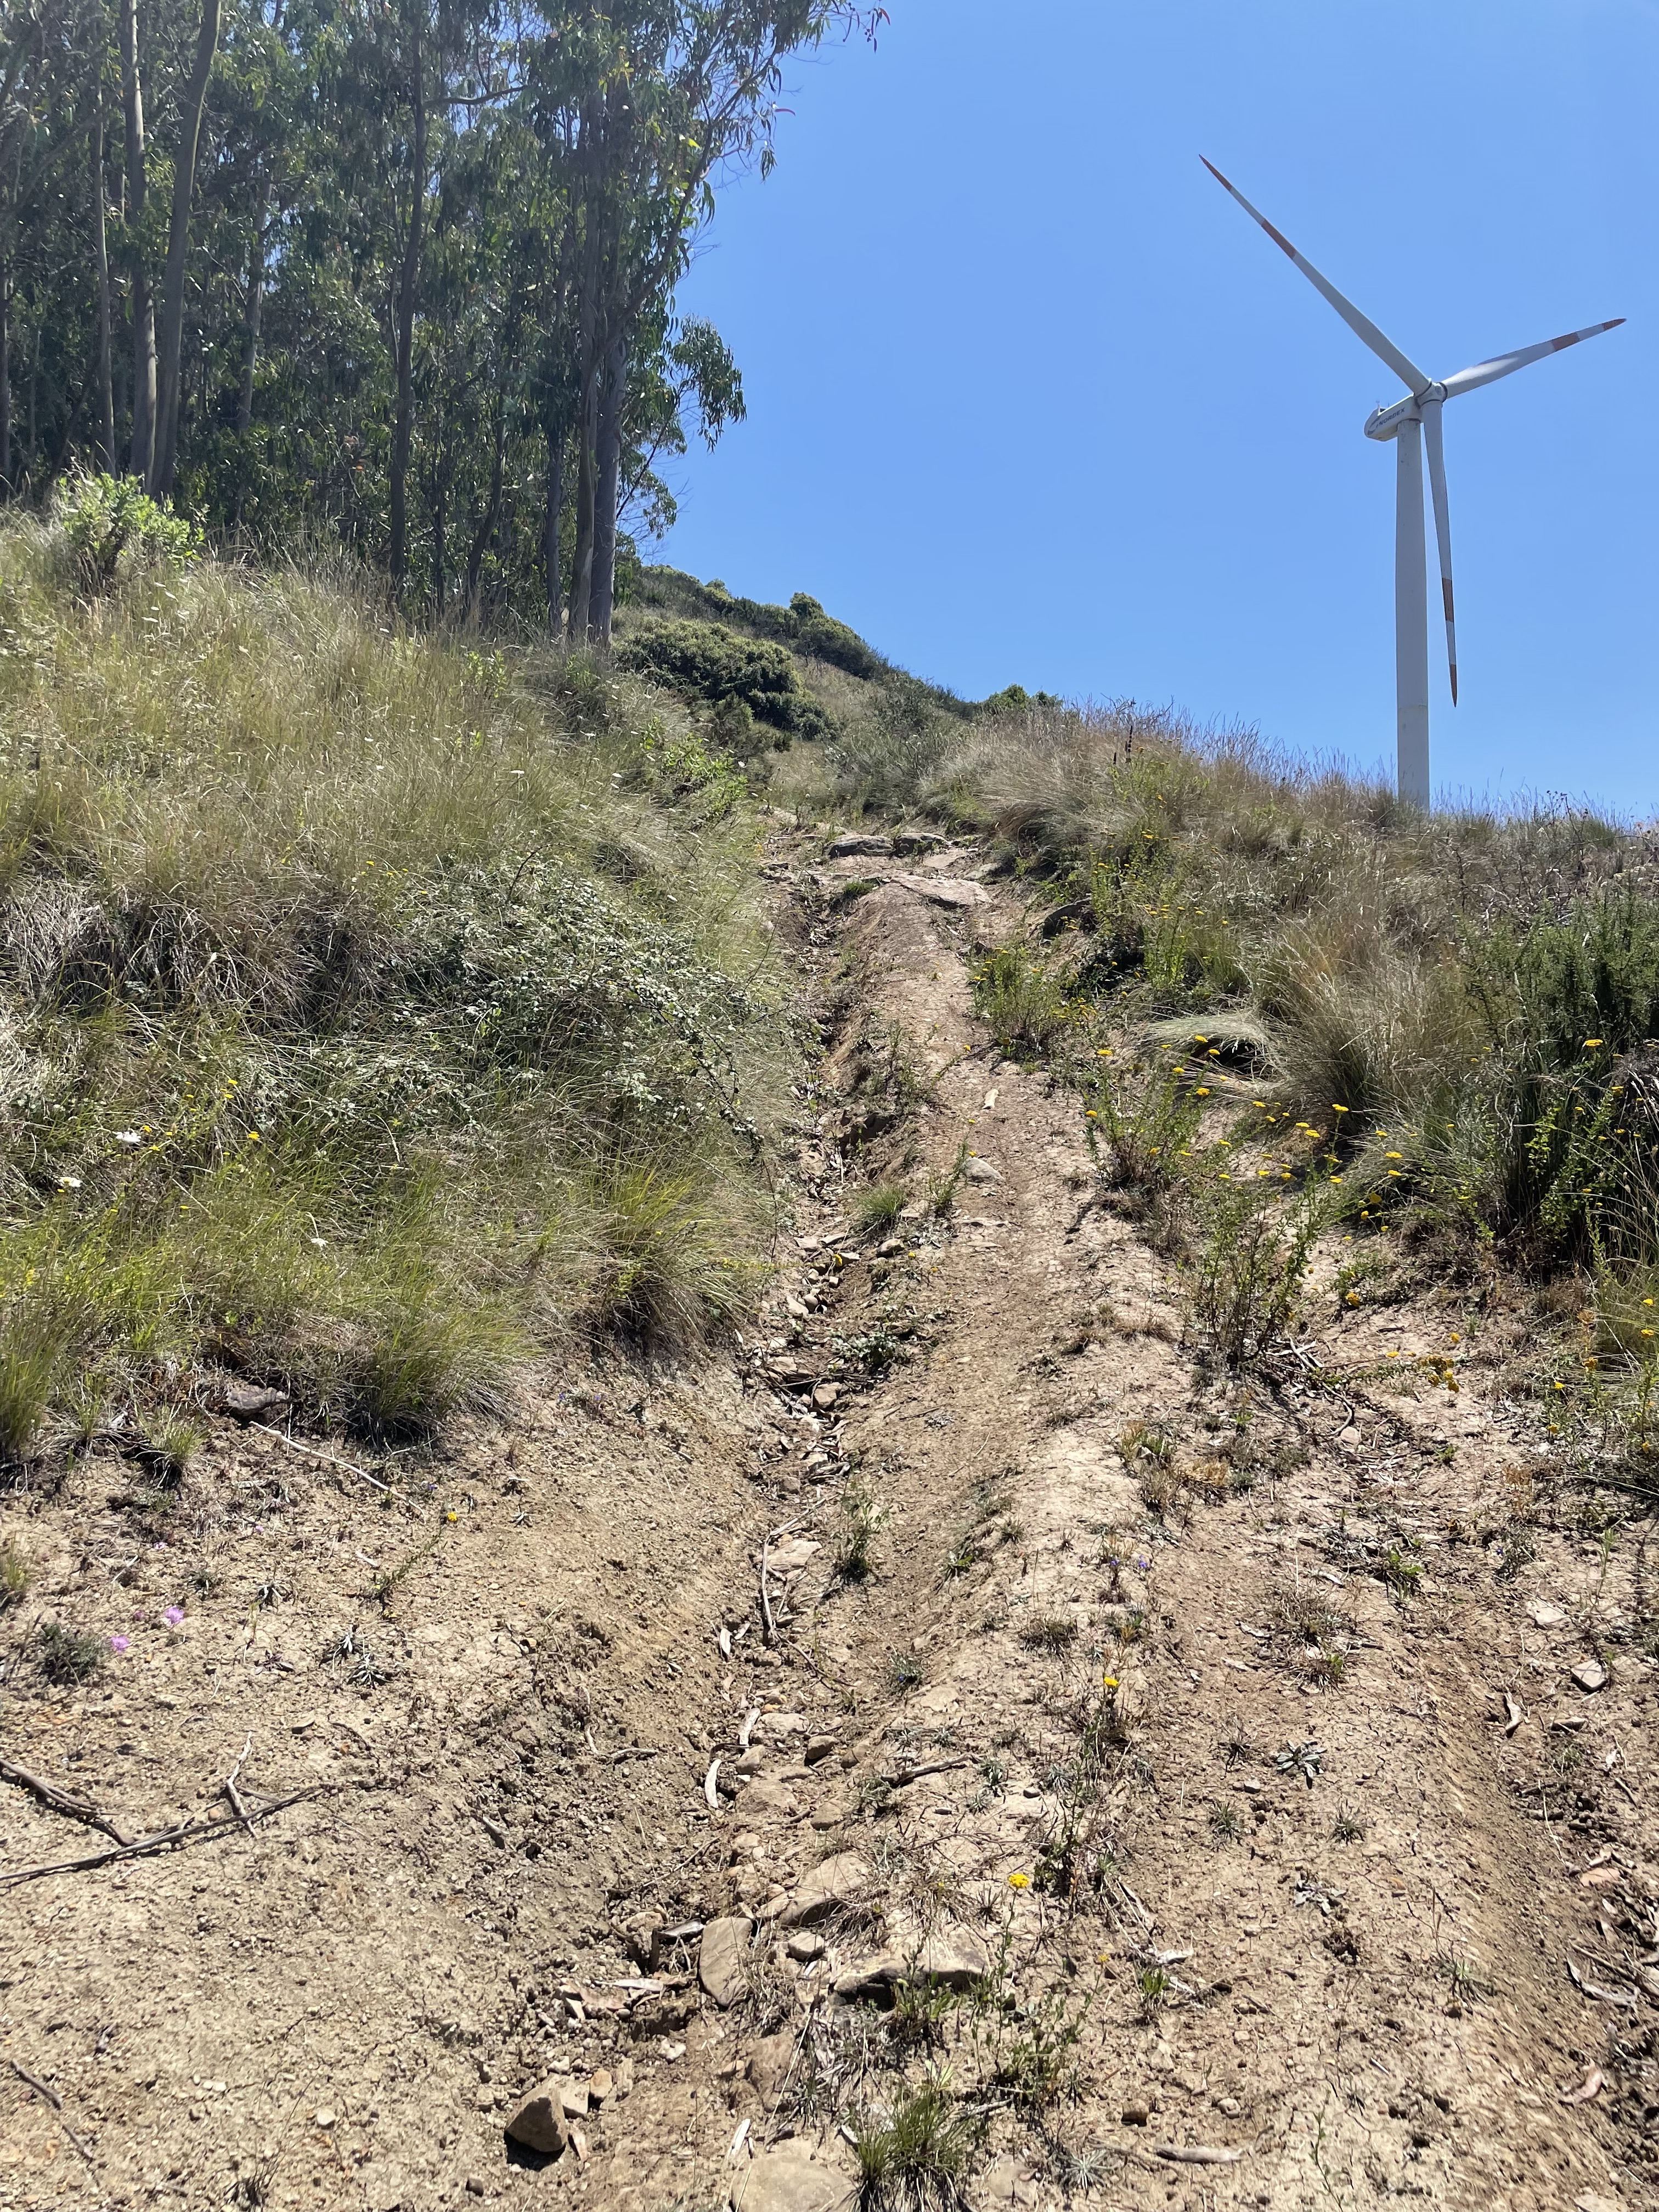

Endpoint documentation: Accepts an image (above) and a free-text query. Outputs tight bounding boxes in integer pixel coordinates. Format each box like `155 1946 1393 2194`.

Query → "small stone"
729 2142 855 2211
812 1383 839 1410
768 1542 820 1573
312 2108 336 2130
1122 2102 1150 2126
963 1155 1001 1183
589 2068 613 2104
748 2028 797 2108
699 1915 754 2007
558 2083 590 2121
828 833 893 859
1528 1601 1568 1628
787 1931 826 1962
503 2081 570 2157
465 2181 487 2199
1572 1657 1609 1693
893 873 989 910
217 1378 291 1419
804 1736 837 1765
1216 2095 1240 2117
759 1709 808 1738
661 2041 687 2063
613 2057 634 2100
781 1849 870 1928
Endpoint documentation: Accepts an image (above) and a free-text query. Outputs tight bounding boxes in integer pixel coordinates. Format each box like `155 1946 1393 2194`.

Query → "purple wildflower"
162 1606 184 1628
110 1634 131 1655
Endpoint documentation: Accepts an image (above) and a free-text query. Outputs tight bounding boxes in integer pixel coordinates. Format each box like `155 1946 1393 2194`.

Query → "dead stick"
249 1423 390 1494
0 1787 323 1887
8 2056 95 2164
223 1732 256 1836
759 1537 776 1646
0 1758 132 1846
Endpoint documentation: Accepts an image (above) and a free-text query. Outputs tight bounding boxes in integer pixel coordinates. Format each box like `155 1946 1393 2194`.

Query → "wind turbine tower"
1203 159 1623 808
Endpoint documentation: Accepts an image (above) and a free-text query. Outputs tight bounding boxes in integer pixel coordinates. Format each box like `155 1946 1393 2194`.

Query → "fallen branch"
249 1423 390 1494
0 1786 324 1887
7 2056 95 2163
759 1538 776 1646
1155 2145 1242 2166
1 1757 132 1846
222 1734 256 1836
884 1758 969 1789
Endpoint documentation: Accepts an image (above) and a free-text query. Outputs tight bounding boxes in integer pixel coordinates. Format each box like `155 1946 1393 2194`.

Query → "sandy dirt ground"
4 824 1656 2211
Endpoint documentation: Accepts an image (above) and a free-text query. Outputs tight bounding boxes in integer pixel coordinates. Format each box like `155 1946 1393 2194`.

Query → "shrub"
972 945 1070 1057
52 471 199 595
614 618 830 738
1085 1061 1200 1190
1187 1177 1329 1365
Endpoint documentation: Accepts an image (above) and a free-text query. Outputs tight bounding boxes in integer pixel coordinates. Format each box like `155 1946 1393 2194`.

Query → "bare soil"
4 827 1657 2211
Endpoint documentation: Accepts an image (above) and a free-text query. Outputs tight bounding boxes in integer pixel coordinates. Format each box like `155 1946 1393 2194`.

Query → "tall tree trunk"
92 92 117 470
120 0 156 485
152 0 221 497
232 173 270 525
0 266 10 495
464 380 507 619
235 176 269 441
431 466 445 617
388 13 426 591
590 328 627 645
568 359 597 642
543 416 564 634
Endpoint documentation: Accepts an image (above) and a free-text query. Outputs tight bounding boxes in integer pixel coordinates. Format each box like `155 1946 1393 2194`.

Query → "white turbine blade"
1421 403 1457 706
1441 319 1625 400
1200 156 1431 393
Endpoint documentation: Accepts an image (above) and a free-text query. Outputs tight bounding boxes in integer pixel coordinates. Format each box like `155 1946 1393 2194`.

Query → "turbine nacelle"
1363 387 1444 442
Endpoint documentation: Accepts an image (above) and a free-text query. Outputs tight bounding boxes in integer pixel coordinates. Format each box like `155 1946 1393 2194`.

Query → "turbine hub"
1364 382 1446 440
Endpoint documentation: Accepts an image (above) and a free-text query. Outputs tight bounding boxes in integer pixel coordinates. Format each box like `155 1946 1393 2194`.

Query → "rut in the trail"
600 827 1649 2212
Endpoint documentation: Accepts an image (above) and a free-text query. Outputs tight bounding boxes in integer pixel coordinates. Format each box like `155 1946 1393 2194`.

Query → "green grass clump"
854 1182 908 1238
38 1619 105 1685
0 522 788 1443
852 2076 980 2207
0 1533 32 1609
971 945 1070 1058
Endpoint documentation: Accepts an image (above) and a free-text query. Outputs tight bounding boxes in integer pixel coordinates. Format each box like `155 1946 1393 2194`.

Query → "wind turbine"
1201 157 1623 808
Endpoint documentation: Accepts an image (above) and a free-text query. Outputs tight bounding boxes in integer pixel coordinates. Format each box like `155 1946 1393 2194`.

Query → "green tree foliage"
0 0 881 633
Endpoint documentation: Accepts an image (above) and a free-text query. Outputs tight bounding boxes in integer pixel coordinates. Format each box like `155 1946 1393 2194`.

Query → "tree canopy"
0 0 881 635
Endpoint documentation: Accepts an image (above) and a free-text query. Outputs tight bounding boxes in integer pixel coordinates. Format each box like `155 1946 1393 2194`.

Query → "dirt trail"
4 827 1657 2211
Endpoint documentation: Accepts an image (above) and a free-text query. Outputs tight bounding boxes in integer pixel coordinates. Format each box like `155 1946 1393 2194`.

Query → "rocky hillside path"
5 823 1655 2212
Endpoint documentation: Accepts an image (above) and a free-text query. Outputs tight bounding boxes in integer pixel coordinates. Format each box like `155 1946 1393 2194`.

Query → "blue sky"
656 1 1657 817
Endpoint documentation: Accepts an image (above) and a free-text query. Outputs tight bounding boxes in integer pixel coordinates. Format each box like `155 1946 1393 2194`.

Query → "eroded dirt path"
5 826 1656 2212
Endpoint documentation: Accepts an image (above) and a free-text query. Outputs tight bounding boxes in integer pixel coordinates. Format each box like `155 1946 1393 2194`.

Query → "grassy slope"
9 516 1659 1485
0 524 788 1462
616 569 1659 1490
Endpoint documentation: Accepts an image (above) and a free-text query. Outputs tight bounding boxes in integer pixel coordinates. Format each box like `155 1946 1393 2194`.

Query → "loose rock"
503 2080 571 2157
780 1849 871 1927
699 1915 754 2007
730 2142 855 2211
747 2028 797 2108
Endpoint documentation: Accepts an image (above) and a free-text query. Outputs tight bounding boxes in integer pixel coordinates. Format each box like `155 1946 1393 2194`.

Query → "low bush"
614 617 831 739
